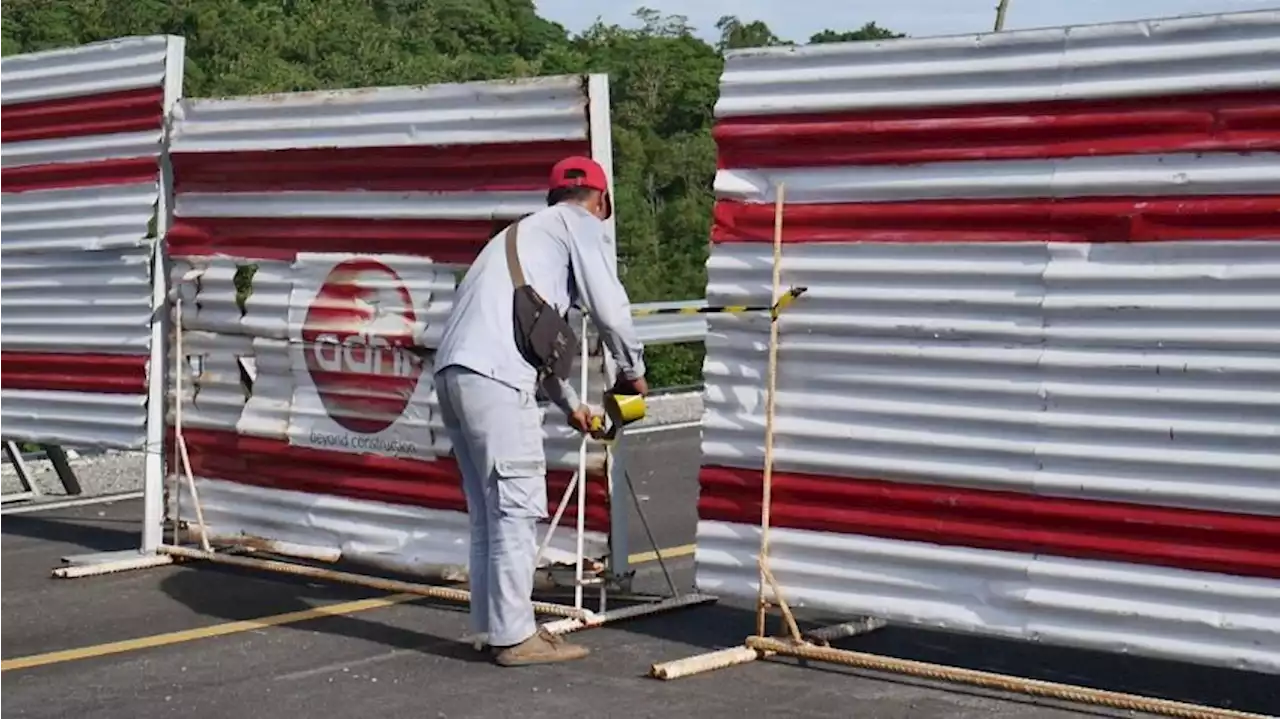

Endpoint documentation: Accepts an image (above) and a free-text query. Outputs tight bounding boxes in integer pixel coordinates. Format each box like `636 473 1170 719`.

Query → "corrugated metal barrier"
697 10 1280 674
1 36 185 450
164 75 624 574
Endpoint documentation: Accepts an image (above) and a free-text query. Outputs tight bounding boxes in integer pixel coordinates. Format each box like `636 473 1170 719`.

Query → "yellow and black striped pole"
630 286 808 320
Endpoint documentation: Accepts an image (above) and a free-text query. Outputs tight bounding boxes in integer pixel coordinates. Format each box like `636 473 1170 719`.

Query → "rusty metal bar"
804 616 887 645
745 637 1268 719
157 544 590 620
542 592 718 636
43 446 83 496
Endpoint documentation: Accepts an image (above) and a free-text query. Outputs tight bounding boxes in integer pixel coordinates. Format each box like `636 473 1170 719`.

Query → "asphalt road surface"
3 428 1276 719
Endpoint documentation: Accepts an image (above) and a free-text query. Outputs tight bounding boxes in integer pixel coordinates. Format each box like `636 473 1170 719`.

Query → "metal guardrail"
1 442 86 503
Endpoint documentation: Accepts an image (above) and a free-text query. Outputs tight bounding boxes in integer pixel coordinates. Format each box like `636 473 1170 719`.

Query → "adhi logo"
301 259 424 434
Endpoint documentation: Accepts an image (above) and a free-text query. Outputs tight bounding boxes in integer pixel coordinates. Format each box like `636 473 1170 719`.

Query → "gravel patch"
2 450 146 499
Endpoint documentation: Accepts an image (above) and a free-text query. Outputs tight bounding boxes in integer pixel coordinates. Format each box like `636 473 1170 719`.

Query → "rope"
756 183 795 639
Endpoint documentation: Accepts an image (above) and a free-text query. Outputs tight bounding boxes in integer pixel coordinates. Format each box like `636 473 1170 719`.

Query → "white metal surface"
703 240 1280 515
181 477 608 573
169 76 591 152
586 74 618 261
697 520 1280 674
1 244 153 353
0 131 164 170
715 153 1280 205
716 10 1280 116
143 35 185 553
175 191 547 221
0 35 173 105
0 390 147 449
1 183 159 253
1 36 180 465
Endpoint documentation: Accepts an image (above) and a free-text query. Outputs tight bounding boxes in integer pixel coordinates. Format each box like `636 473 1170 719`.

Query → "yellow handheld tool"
588 390 646 441
583 287 806 440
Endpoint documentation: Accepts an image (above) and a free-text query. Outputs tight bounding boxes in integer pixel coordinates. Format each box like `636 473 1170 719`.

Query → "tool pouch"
506 220 578 382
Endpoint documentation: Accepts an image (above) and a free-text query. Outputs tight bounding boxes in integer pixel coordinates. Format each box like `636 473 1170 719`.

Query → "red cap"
549 155 611 218
549 156 609 192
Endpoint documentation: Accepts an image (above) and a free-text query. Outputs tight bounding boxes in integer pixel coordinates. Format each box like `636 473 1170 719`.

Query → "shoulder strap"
504 220 528 288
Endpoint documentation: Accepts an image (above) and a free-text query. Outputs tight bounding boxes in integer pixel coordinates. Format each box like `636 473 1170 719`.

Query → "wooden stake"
650 646 764 680
994 0 1011 31
172 296 211 552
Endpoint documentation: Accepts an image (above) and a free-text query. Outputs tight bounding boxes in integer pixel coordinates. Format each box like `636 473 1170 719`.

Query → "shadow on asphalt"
618 601 1280 716
155 560 500 666
8 500 1278 716
1 512 141 553
152 558 1280 717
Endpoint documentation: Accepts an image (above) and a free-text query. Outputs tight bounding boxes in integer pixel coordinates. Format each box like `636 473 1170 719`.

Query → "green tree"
715 14 789 51
809 22 905 43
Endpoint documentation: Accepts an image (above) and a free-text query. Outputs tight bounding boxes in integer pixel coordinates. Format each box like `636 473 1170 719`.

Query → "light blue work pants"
435 364 548 647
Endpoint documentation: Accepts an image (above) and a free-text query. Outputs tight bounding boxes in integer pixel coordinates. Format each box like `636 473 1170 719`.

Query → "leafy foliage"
715 15 787 51
2 0 900 385
810 22 905 44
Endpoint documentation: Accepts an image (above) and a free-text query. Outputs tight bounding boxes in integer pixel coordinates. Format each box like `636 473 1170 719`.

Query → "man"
433 156 648 666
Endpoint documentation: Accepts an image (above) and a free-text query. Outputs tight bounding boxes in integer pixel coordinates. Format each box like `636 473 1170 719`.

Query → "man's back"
434 202 641 395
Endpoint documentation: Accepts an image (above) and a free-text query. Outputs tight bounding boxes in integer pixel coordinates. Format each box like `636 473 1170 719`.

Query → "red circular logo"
301 259 423 434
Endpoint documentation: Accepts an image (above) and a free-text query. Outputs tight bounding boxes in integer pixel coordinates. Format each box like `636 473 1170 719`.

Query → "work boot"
492 628 590 666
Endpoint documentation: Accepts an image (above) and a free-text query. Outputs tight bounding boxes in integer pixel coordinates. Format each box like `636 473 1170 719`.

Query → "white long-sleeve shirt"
433 202 646 414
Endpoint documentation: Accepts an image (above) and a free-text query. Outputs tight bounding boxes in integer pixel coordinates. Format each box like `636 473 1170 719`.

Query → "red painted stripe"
167 217 506 263
1 157 158 193
716 90 1280 169
699 466 1280 580
1 88 165 143
713 195 1280 244
0 352 147 393
178 427 610 532
171 139 591 193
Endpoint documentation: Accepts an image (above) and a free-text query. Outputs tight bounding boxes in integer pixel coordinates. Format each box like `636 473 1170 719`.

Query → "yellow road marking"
628 543 696 564
2 544 700 672
0 593 419 672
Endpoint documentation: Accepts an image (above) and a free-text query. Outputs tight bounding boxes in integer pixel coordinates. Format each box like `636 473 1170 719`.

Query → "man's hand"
612 373 649 397
568 405 599 435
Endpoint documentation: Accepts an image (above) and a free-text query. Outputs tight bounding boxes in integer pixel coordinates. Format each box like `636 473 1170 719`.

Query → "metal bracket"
43 445 84 496
2 441 41 504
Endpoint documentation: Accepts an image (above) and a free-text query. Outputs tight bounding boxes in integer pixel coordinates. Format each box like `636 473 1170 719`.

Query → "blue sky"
534 0 1278 43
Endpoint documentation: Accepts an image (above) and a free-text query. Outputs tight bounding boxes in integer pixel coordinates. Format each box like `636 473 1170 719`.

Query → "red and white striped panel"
166 76 616 572
697 11 1280 673
0 36 184 449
